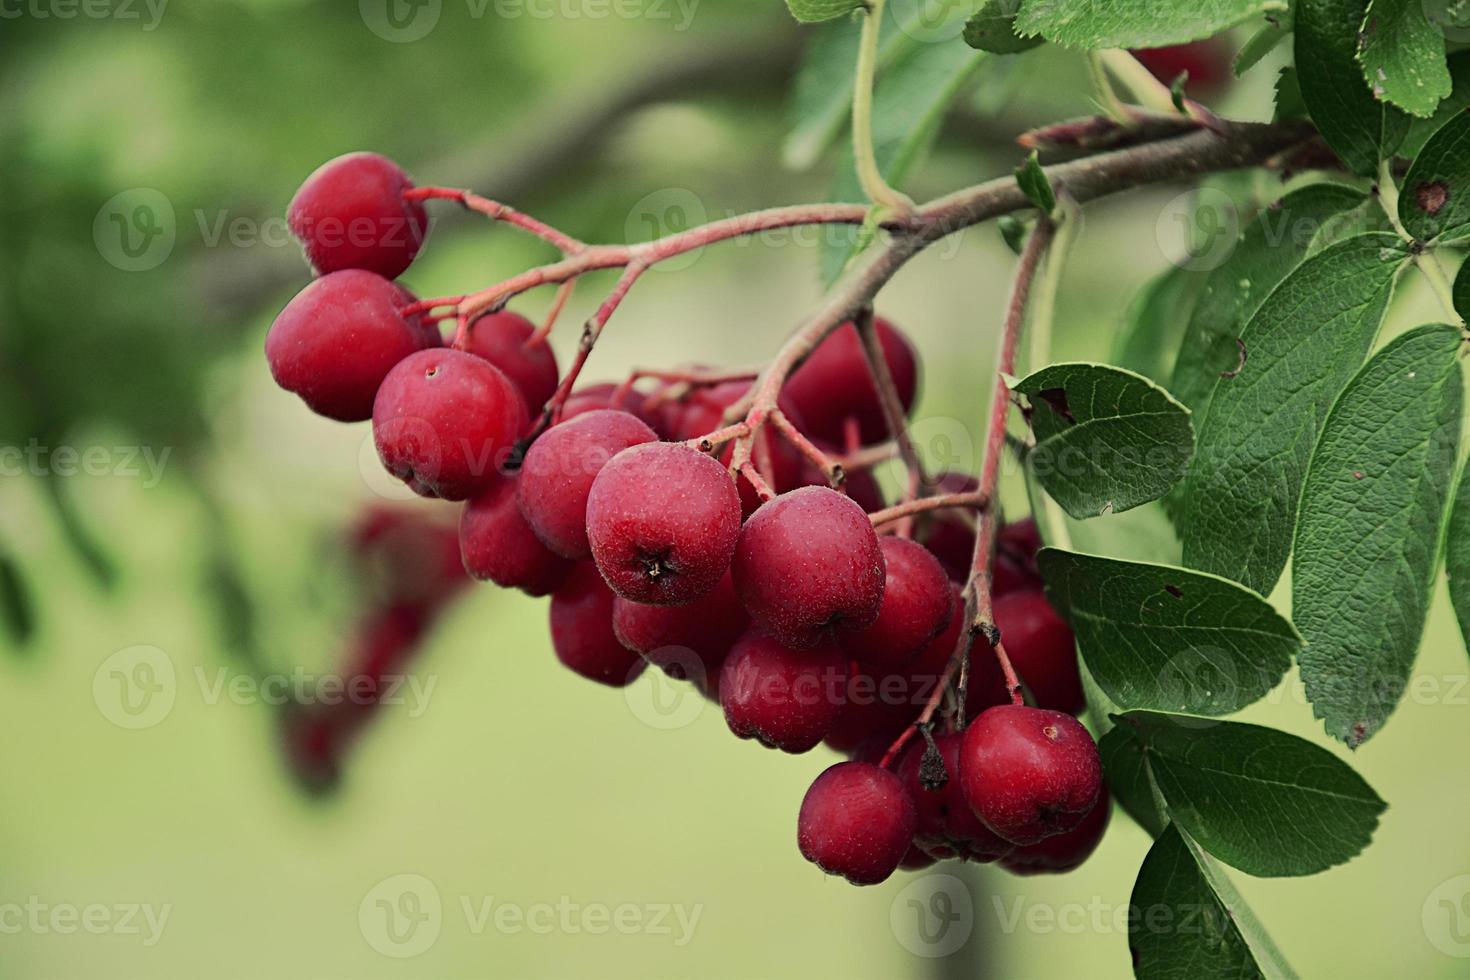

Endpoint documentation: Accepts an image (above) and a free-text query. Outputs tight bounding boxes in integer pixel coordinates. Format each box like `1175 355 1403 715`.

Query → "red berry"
732 487 886 648
549 562 647 687
460 475 574 596
959 704 1102 846
587 443 742 605
613 570 749 698
897 733 1013 863
288 152 428 279
797 761 917 885
916 472 979 581
841 537 953 669
266 270 440 422
670 382 807 516
719 630 847 753
562 383 664 434
348 505 467 608
994 589 1083 714
782 317 918 446
1131 40 1232 95
1000 787 1111 876
372 348 527 500
517 409 658 559
464 311 559 424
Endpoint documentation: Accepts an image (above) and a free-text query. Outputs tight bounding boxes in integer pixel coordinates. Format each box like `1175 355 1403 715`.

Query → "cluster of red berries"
266 151 1108 884
281 505 469 791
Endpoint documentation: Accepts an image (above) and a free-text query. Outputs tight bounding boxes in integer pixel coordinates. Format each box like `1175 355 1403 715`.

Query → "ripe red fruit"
613 570 749 698
1132 40 1232 95
993 589 1083 714
561 383 665 435
1000 787 1111 876
782 317 918 446
841 537 953 669
348 505 467 609
586 443 742 605
517 409 658 559
732 487 886 648
995 518 1044 595
288 151 428 279
959 704 1102 846
549 562 647 687
460 476 574 596
897 733 1013 863
719 631 847 753
797 761 917 885
266 270 440 422
372 348 527 500
464 311 559 423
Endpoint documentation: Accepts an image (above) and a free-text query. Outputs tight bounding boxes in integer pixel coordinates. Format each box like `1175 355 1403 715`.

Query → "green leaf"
785 0 863 24
784 17 867 171
1014 365 1194 518
1014 150 1055 214
1180 233 1408 595
1296 0 1410 175
1235 17 1291 77
1169 184 1370 423
1401 50 1470 158
1399 111 1470 242
0 551 35 648
1099 725 1169 838
1358 0 1453 117
1112 266 1206 385
1293 324 1465 746
1454 251 1470 322
821 43 985 283
964 0 1044 53
1129 825 1270 980
1447 463 1470 653
1121 711 1387 876
1038 549 1299 715
1273 66 1308 122
1014 0 1286 49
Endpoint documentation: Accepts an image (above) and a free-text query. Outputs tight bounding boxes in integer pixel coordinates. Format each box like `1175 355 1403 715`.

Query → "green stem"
1098 49 1177 115
852 0 911 211
1376 159 1414 243
1417 250 1462 324
1087 52 1132 124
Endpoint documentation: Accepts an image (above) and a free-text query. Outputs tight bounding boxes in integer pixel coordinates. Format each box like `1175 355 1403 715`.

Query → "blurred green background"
3 2 1470 978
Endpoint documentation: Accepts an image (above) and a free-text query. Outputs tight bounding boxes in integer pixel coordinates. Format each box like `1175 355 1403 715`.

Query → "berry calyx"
372 348 527 500
288 151 428 279
587 442 742 605
841 537 953 669
782 317 918 445
959 704 1102 846
797 761 917 885
460 475 574 596
266 270 440 422
999 787 1111 875
719 630 847 753
516 409 658 560
464 310 559 424
897 732 1013 863
732 486 886 648
549 562 647 687
993 589 1083 715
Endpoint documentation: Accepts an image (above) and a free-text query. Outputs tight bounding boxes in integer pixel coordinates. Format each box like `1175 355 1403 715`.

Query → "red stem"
868 490 987 527
407 186 586 254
